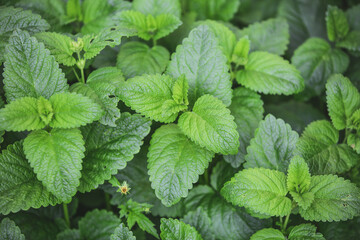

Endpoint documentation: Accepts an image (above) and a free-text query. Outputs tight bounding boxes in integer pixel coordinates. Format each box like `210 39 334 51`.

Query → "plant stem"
80 67 85 83
282 213 290 233
72 68 81 82
105 192 111 211
344 128 350 143
152 38 157 47
63 203 70 228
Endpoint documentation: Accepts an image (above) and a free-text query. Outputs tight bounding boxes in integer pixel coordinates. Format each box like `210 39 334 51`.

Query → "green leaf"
116 41 169 79
119 74 180 122
133 0 181 17
250 228 285 240
182 207 215 240
160 218 203 240
172 75 189 106
35 32 76 66
346 4 360 31
79 209 121 240
153 14 183 40
78 113 151 192
232 37 250 65
178 94 239 155
0 141 59 215
49 92 103 129
326 5 349 42
236 51 304 95
0 218 25 240
244 114 299 172
236 18 290 56
66 0 82 21
185 185 271 240
70 67 124 127
291 38 349 96
188 0 240 21
221 168 292 217
287 156 311 194
148 124 214 206
296 120 359 175
291 191 315 211
336 31 360 52
167 25 232 106
111 224 136 240
288 224 325 240
326 74 360 130
23 128 85 202
0 97 45 131
210 161 238 191
224 88 264 168
299 175 360 222
0 7 49 64
82 0 111 25
3 29 68 102
57 229 81 240
348 132 360 154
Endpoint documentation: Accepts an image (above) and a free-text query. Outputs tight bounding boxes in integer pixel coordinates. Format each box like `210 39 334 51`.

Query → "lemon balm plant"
0 0 360 239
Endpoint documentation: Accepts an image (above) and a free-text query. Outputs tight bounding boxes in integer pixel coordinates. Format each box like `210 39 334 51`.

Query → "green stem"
80 67 85 83
63 203 70 228
152 38 157 46
72 68 81 82
105 193 111 211
344 128 350 143
282 213 291 233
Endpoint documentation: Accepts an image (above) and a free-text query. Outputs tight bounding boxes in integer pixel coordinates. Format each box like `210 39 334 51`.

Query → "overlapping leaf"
160 218 203 240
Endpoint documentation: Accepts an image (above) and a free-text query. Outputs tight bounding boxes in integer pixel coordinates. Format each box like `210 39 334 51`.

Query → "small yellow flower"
117 181 131 195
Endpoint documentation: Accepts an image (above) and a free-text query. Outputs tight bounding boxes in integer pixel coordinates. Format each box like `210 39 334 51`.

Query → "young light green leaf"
172 75 189 105
116 41 169 79
250 228 285 240
291 38 349 96
291 191 315 211
4 29 68 102
161 99 188 120
119 74 179 122
66 0 82 21
167 25 232 106
182 207 215 240
153 14 182 40
296 120 359 174
78 113 151 192
221 168 292 217
236 51 304 95
160 218 203 240
133 0 181 17
288 224 325 240
178 94 239 155
82 0 111 25
224 88 264 168
0 141 60 215
326 5 349 42
70 67 124 127
326 74 360 130
348 132 360 154
111 224 136 240
287 156 311 194
0 7 49 64
336 31 360 52
0 218 25 240
244 114 299 172
232 37 250 65
23 128 85 202
0 97 45 131
188 0 240 21
79 209 121 240
49 92 103 129
299 175 360 222
148 124 214 206
236 18 289 56
35 32 76 66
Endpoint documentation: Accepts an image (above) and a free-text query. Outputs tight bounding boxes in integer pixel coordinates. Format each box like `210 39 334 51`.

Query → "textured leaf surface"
299 175 360 222
160 218 203 240
232 37 250 65
0 141 59 215
224 88 264 168
79 113 151 192
172 75 189 106
23 128 85 202
326 5 349 42
49 92 103 129
287 156 311 194
291 191 315 211
111 224 136 240
183 207 214 240
35 32 76 66
178 94 239 155
0 97 45 131
0 218 25 240
296 120 359 174
133 0 181 17
221 168 292 217
119 74 178 122
288 224 325 240
189 0 240 21
0 7 49 64
291 38 349 95
3 29 68 102
326 74 360 130
236 18 289 55
236 51 304 95
250 228 285 240
117 41 169 79
148 124 214 206
79 209 121 240
167 25 232 106
244 114 299 172
336 31 360 52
